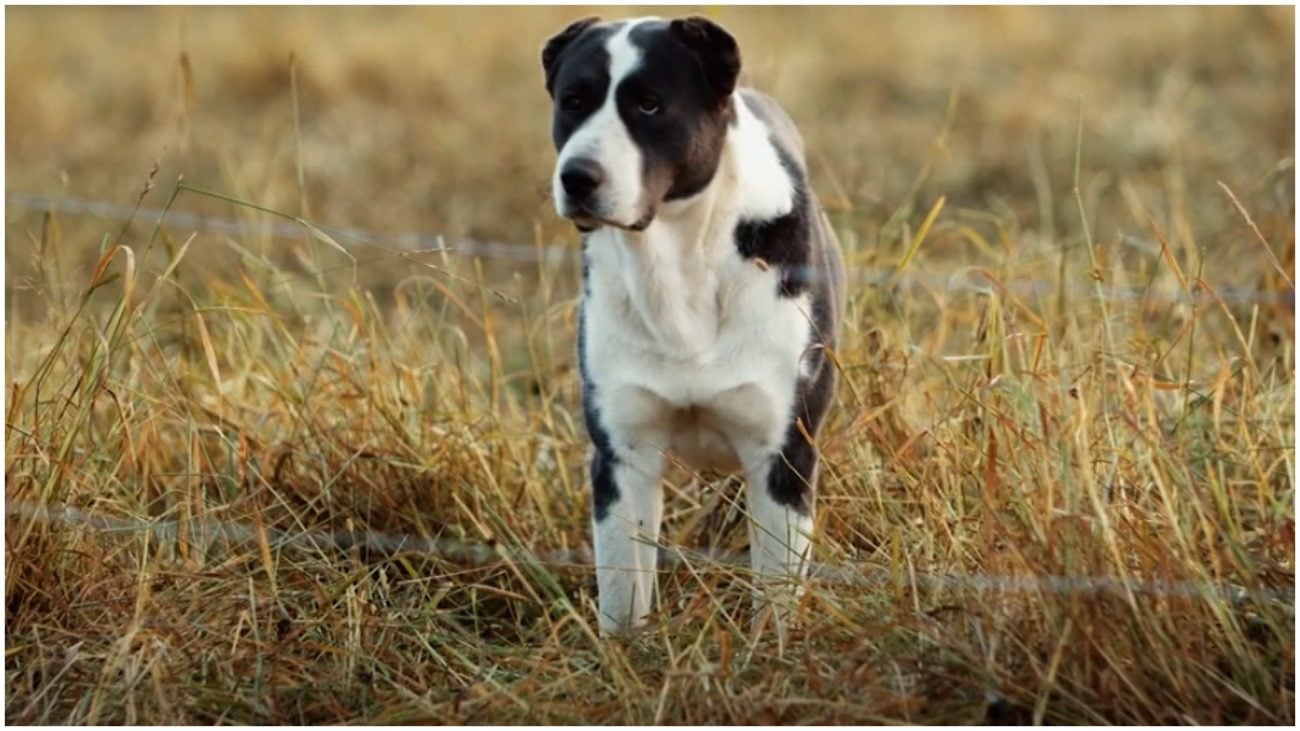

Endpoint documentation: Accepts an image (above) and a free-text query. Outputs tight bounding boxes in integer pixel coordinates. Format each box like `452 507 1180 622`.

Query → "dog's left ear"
670 16 741 105
542 16 601 96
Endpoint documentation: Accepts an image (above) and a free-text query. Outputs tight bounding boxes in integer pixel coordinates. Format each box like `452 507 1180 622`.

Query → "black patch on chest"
733 145 813 298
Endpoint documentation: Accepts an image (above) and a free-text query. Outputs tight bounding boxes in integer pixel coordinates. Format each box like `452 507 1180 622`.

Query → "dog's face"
542 17 741 232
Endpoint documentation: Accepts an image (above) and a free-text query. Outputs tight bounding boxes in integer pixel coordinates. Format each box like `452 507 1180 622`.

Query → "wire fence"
7 191 1294 306
7 499 1292 606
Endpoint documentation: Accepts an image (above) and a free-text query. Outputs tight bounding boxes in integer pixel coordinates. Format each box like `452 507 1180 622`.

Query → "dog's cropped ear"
670 16 741 105
542 16 601 96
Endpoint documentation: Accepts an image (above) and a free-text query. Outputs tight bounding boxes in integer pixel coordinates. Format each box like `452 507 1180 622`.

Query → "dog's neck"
595 93 797 358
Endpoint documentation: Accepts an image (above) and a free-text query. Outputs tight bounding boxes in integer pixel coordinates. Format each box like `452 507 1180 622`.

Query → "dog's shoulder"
729 87 821 299
737 87 807 166
732 87 843 346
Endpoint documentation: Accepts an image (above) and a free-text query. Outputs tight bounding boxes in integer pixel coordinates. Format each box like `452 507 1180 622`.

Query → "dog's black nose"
560 158 604 201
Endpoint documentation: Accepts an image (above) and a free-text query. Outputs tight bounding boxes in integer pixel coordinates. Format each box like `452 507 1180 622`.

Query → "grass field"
4 4 1296 724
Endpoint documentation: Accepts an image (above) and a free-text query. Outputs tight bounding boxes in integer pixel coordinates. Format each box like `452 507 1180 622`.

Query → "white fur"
593 448 665 629
552 20 653 227
584 92 818 633
745 455 815 615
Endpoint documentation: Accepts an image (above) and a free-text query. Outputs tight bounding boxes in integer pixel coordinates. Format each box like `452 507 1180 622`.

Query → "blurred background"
6 5 1293 297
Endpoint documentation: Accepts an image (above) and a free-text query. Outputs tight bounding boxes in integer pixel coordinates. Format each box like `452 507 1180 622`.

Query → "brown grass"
4 4 1295 724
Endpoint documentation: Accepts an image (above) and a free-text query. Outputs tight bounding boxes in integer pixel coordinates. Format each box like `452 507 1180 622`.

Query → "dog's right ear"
542 16 600 96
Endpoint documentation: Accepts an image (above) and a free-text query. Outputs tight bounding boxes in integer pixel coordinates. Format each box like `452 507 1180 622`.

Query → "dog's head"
541 16 741 232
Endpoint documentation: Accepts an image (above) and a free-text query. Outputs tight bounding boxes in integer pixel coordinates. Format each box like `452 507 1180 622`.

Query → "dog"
541 15 845 634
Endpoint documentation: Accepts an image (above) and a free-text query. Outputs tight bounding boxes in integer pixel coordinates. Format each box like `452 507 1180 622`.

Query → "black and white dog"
542 16 844 633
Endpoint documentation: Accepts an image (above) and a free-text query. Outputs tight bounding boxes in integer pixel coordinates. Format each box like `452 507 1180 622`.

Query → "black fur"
545 22 615 151
625 19 738 202
667 16 741 104
734 145 813 298
542 17 603 95
766 349 836 514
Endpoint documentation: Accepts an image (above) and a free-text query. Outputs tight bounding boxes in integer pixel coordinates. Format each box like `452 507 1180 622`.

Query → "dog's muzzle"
558 157 654 233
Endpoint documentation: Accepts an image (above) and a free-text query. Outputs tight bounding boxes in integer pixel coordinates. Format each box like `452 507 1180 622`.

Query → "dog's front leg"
591 442 666 634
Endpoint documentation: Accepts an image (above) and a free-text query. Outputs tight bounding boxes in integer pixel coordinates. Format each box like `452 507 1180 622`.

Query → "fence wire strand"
7 191 1294 306
6 500 1292 606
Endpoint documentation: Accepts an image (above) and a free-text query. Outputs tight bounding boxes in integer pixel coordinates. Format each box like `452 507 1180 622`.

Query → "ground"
4 4 1295 724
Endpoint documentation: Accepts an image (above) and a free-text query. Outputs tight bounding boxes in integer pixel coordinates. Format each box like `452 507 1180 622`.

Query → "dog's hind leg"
742 435 817 640
591 442 666 634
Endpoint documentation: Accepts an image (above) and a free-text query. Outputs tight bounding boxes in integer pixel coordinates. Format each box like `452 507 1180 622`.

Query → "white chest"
581 226 814 470
574 91 818 469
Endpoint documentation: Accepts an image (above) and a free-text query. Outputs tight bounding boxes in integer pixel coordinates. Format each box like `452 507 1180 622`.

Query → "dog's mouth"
568 206 654 234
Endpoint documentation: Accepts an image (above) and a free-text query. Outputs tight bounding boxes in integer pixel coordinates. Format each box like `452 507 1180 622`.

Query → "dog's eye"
561 93 585 111
636 95 662 115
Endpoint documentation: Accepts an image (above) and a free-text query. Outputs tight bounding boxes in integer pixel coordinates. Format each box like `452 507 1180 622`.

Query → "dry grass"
4 4 1295 724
